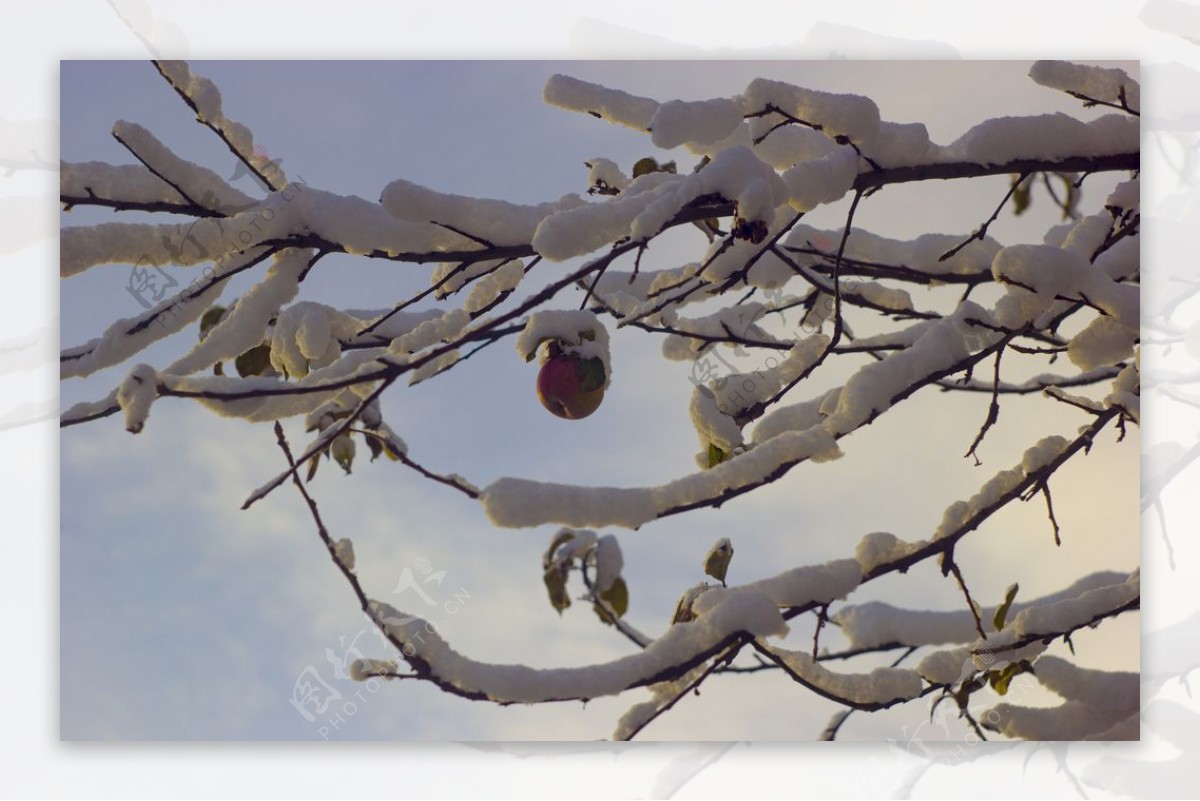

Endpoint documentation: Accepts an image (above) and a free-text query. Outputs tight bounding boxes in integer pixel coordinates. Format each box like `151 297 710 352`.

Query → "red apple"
536 352 606 420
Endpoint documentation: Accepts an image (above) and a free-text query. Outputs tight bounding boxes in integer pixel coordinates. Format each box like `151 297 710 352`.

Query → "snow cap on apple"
516 310 612 420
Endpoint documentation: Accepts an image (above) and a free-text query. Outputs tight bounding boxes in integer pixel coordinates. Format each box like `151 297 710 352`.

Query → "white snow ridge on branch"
60 59 1139 741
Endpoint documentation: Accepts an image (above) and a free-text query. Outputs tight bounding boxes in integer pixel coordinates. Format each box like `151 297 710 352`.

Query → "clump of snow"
61 191 296 278
691 146 787 225
116 363 158 433
991 243 1139 330
749 121 836 170
822 302 998 437
61 249 241 380
650 97 744 149
482 425 841 529
380 177 585 248
111 120 257 212
585 158 629 194
784 223 1001 278
1020 435 1070 474
368 590 785 705
751 387 841 445
515 309 612 384
61 390 121 428
346 308 444 347
155 60 286 187
171 349 386 423
61 161 205 208
708 335 831 417
483 479 657 530
739 558 862 608
296 186 472 257
1105 178 1138 213
533 147 785 262
271 301 364 378
1029 60 1140 114
1068 315 1138 371
853 281 913 312
464 260 525 313
690 385 743 454
166 249 310 377
836 572 1130 650
743 78 882 143
543 74 659 131
944 113 1138 166
994 570 1138 645
594 534 623 593
659 302 782 362
612 664 705 741
854 531 927 575
63 247 314 384
835 603 980 650
348 657 398 681
1031 655 1140 713
932 436 1067 539
1060 213 1113 260
770 646 924 706
388 309 470 357
916 646 975 686
431 259 506 299
985 655 1139 740
409 349 459 385
297 305 334 360
859 121 934 168
691 588 789 637
781 147 859 212
334 538 356 571
532 172 680 261
1105 362 1140 423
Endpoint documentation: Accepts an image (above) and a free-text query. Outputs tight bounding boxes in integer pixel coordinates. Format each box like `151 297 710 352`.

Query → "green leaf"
577 357 607 393
1012 175 1032 216
671 583 710 624
543 562 571 615
987 660 1030 696
599 576 629 618
199 305 227 340
235 343 273 377
707 442 728 468
704 538 734 584
364 431 384 462
1057 172 1080 220
993 582 1020 631
632 157 660 178
331 434 355 474
543 529 575 569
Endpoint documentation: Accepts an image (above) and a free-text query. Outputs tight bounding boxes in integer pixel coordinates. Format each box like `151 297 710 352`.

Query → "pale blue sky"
60 59 1140 742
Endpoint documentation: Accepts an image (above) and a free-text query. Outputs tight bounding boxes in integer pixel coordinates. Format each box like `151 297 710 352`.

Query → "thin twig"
939 173 1029 262
964 345 1006 465
1041 483 1062 546
945 552 988 641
